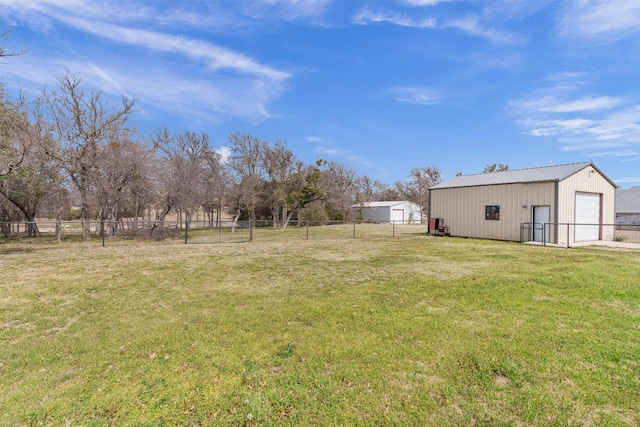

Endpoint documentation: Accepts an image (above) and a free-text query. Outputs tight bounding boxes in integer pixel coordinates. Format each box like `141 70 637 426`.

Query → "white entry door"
575 192 600 242
532 206 550 242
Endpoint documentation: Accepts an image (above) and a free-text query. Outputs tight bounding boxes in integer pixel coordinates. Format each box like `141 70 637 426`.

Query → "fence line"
5 219 638 247
0 220 429 245
520 222 640 247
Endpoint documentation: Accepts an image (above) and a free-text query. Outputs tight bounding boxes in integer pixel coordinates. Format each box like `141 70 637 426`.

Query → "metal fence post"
184 220 189 244
306 221 309 240
353 221 356 239
250 219 253 242
393 221 395 238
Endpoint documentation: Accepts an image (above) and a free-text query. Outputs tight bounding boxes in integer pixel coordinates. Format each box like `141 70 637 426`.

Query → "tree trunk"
282 208 298 229
80 191 91 240
153 206 171 240
231 212 241 233
55 214 62 242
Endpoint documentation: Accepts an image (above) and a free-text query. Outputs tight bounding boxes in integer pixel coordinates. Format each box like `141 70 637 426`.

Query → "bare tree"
150 129 225 236
119 163 155 226
93 135 154 235
228 133 267 221
263 141 296 225
395 166 441 222
0 88 30 177
322 161 359 221
200 149 231 227
356 175 403 205
483 163 509 173
171 131 212 222
36 72 136 239
150 130 190 225
353 176 395 220
0 29 22 59
0 116 64 237
0 193 21 236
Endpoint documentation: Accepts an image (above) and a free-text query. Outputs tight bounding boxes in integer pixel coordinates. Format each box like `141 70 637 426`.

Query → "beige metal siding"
430 182 555 241
557 166 616 244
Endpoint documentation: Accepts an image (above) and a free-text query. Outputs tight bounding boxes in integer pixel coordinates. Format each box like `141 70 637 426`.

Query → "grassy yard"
1 232 639 426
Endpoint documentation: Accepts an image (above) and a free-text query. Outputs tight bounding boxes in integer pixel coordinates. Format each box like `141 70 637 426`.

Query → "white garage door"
575 192 600 242
392 209 404 224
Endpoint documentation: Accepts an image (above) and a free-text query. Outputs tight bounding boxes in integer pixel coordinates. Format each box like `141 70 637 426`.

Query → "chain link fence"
1 220 429 245
187 220 428 243
1 220 188 244
5 219 638 247
521 222 640 248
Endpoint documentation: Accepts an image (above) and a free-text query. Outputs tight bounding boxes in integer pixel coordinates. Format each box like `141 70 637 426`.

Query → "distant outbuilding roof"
430 162 617 190
351 200 418 208
616 186 640 213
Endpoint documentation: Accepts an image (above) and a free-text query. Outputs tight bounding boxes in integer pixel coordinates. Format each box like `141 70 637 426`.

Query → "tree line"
1 70 444 239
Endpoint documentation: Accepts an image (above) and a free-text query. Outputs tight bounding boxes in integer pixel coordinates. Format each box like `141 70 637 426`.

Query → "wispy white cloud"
250 0 333 20
558 0 640 41
352 8 436 28
512 69 640 155
615 176 640 184
59 15 289 81
402 0 448 5
514 94 640 152
1 0 235 32
446 14 526 45
518 95 625 114
303 136 325 143
480 0 554 22
215 146 232 164
315 145 375 168
590 150 639 158
2 0 291 122
521 117 596 137
352 6 524 45
542 72 589 91
61 59 282 122
388 86 440 105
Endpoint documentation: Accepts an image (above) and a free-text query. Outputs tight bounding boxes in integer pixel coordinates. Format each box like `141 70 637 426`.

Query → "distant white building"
352 201 422 224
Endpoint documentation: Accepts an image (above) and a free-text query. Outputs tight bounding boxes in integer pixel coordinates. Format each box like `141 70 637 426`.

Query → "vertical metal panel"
430 182 555 241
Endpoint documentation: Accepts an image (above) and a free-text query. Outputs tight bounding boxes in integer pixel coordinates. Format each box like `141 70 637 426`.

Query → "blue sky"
2 0 640 188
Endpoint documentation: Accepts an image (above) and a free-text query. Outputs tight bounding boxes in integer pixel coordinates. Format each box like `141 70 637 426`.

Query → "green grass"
1 233 639 426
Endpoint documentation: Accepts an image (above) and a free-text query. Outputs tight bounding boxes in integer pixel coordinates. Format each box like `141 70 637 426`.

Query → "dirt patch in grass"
493 373 511 387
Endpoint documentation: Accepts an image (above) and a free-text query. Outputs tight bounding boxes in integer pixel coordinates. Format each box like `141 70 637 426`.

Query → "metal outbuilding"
616 186 640 225
352 201 422 224
428 162 617 246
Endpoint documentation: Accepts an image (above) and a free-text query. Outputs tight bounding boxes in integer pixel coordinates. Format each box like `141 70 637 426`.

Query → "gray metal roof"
616 186 640 213
430 162 616 190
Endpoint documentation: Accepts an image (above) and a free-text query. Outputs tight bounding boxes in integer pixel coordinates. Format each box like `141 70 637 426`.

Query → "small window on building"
485 205 500 220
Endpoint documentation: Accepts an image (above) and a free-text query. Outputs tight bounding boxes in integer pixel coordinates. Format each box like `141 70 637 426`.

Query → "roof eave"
430 179 560 190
